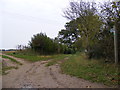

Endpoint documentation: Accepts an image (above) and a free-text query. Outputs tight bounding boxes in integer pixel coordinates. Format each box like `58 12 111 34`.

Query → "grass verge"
1 55 22 65
46 54 71 66
60 53 119 87
0 62 1 75
2 66 18 75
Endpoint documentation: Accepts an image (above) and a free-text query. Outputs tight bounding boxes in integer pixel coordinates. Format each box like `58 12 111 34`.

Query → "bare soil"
2 54 109 88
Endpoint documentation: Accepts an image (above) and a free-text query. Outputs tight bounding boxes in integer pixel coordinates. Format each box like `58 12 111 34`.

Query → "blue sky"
0 0 109 49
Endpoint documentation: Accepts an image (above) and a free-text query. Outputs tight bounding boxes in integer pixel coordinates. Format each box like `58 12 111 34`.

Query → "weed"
60 53 119 87
2 66 18 75
2 55 22 65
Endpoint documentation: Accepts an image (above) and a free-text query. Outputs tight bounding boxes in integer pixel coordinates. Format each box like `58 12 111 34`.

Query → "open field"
3 51 119 87
4 51 69 62
1 0 120 89
2 53 109 88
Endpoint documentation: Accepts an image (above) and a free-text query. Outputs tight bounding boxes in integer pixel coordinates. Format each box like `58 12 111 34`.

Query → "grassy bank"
0 56 1 75
1 54 19 75
60 53 119 87
1 55 22 65
2 66 18 75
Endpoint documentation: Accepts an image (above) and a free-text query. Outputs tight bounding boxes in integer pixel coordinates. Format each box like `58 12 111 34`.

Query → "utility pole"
114 25 118 64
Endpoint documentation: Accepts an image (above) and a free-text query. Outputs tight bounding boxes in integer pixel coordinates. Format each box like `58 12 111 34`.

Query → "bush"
64 47 76 54
29 33 65 54
86 30 114 61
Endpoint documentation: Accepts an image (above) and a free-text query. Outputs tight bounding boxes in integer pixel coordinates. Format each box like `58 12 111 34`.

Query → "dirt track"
2 54 109 88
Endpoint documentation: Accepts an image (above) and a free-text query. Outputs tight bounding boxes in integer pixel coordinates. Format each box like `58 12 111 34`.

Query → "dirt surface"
2 54 109 88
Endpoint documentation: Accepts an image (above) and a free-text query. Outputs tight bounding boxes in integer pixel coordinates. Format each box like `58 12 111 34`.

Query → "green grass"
0 62 2 75
4 51 119 86
5 51 71 66
60 53 119 87
2 66 18 75
46 54 71 66
5 52 54 62
1 55 22 65
5 52 70 63
0 54 19 75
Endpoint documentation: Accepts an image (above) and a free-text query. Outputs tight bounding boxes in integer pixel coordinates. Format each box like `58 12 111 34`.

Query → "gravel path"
2 54 109 88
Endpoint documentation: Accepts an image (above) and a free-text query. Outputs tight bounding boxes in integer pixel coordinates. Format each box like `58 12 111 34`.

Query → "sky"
0 0 110 49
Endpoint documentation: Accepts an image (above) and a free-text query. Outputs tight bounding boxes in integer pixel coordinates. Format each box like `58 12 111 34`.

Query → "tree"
29 33 66 54
63 0 97 20
29 33 55 54
58 20 80 47
16 45 23 51
100 1 120 62
63 0 102 55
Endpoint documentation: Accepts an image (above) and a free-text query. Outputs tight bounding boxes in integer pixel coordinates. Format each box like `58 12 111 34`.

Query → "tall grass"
61 53 119 87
